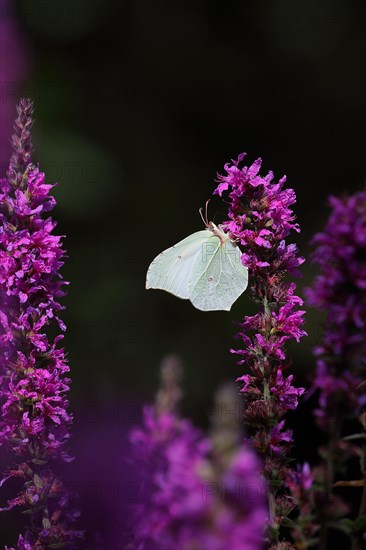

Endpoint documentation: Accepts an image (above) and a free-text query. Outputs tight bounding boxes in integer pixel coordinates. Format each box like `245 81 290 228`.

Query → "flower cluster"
307 190 366 430
129 355 266 550
0 99 82 547
306 188 366 546
214 153 306 545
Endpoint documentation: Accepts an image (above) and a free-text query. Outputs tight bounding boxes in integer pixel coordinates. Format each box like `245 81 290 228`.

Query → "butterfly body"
146 223 248 312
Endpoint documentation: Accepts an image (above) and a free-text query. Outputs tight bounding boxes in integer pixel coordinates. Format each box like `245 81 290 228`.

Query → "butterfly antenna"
199 199 211 227
199 206 207 227
205 199 210 225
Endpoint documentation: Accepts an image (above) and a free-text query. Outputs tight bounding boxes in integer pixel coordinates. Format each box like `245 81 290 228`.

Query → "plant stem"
358 476 366 518
353 440 366 550
317 416 342 550
262 293 280 545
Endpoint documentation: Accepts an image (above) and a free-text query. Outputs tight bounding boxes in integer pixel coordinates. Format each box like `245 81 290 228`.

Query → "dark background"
1 0 365 547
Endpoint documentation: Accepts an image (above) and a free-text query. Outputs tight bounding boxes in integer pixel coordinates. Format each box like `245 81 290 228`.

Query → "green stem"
263 295 271 317
261 294 281 545
263 379 270 400
268 486 278 544
317 417 342 550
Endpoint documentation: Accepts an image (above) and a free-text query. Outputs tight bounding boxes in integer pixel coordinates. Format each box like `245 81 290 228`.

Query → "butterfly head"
199 201 232 245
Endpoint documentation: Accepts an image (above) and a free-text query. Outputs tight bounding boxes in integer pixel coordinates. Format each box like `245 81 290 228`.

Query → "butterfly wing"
188 238 248 311
146 230 211 299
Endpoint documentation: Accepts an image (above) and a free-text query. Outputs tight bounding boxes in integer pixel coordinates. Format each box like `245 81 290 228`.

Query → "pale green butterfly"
145 209 248 312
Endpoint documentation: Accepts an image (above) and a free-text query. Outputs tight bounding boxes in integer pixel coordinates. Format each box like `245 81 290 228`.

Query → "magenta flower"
129 356 266 550
268 421 293 456
306 187 366 547
214 153 306 545
270 370 305 411
307 189 366 429
0 99 82 547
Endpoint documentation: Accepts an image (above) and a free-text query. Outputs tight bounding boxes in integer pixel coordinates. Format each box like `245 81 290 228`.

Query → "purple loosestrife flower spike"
129 355 266 550
214 153 306 547
0 100 82 548
306 187 366 548
307 189 366 427
7 98 34 188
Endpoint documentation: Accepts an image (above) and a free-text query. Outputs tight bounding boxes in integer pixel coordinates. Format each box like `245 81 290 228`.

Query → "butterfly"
145 208 248 311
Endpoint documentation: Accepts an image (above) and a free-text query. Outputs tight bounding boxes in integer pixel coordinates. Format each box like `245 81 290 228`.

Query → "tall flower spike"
0 100 82 547
7 98 34 187
129 355 267 550
306 187 366 548
214 153 306 547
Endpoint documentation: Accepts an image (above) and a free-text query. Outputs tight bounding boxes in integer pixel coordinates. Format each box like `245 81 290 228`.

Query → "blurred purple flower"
0 99 82 548
214 153 306 545
307 189 366 429
305 187 366 546
284 463 320 547
129 356 266 550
